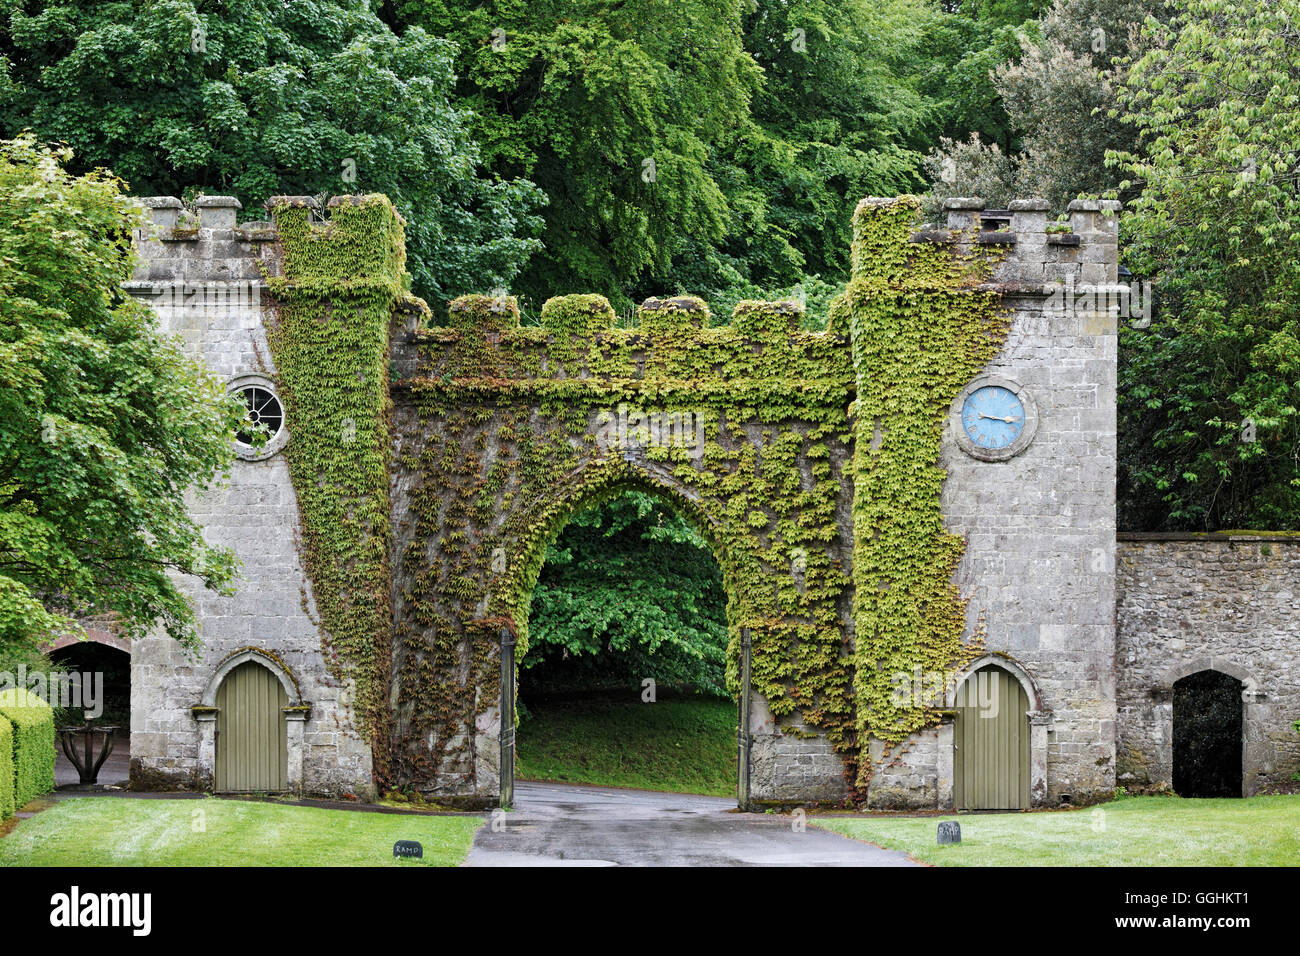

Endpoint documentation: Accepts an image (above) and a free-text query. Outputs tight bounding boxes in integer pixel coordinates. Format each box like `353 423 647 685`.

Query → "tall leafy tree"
1112 0 1300 530
385 0 758 312
924 0 1158 214
732 0 934 287
525 494 729 696
0 134 245 654
916 0 1053 154
0 0 544 308
385 0 937 315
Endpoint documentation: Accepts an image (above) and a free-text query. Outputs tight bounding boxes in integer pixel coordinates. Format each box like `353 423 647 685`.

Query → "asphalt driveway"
464 781 917 867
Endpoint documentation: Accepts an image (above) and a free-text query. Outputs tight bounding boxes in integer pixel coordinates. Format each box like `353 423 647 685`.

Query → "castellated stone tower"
123 190 1130 808
124 195 377 796
860 197 1121 808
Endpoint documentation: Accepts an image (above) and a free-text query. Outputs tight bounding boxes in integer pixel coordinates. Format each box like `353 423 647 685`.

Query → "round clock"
950 376 1037 461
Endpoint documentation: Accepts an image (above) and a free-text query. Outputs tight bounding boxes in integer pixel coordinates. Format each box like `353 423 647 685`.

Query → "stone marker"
937 821 961 845
393 840 423 859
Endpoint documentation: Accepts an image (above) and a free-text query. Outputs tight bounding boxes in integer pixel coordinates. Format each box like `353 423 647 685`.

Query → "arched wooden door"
215 661 288 792
954 665 1030 810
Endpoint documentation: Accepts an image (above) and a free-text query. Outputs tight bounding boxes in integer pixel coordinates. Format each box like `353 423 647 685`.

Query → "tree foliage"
384 0 934 314
1112 0 1300 530
924 0 1155 214
0 134 244 654
525 493 729 696
385 0 755 312
0 0 544 308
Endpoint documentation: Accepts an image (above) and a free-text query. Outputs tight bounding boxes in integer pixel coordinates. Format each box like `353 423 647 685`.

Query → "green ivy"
264 192 1008 803
394 291 862 797
831 196 1008 788
264 195 406 786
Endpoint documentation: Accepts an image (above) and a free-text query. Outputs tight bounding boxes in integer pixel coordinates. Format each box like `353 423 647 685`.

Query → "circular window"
228 375 288 460
236 386 283 446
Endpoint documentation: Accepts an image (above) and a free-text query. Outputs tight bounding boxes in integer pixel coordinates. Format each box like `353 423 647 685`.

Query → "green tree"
386 0 756 312
0 0 544 308
1112 0 1300 530
730 0 934 288
0 134 246 654
916 0 1053 155
525 493 729 696
385 0 937 316
924 0 1158 215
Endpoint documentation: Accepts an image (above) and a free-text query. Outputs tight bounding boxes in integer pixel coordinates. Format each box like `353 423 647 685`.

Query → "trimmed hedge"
0 718 12 820
0 688 55 808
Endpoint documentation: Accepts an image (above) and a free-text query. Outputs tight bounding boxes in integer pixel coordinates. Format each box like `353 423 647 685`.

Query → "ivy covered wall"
389 293 862 803
263 194 413 786
381 196 1014 805
132 191 1117 808
834 197 1009 790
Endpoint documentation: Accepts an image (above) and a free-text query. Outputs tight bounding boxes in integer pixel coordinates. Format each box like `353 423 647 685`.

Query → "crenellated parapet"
915 196 1121 301
960 197 1116 287
849 195 1120 291
398 292 855 408
125 193 409 293
126 195 277 288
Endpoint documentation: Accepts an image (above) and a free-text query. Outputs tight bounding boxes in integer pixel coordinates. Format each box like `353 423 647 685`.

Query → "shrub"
0 718 12 820
0 688 55 808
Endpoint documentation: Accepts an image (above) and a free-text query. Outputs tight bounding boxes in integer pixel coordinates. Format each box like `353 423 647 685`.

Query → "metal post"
738 627 752 811
57 723 117 786
499 629 516 810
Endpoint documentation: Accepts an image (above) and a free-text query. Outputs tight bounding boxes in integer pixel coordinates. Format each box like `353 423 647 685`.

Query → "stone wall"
749 696 849 805
125 196 373 797
868 198 1120 808
1116 533 1300 795
123 192 1129 809
389 305 859 807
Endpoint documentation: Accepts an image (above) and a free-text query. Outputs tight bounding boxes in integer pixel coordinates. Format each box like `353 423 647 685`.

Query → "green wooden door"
215 661 288 792
954 666 1030 810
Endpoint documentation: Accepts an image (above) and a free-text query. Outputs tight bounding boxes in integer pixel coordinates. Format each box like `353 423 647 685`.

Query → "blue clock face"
961 385 1026 450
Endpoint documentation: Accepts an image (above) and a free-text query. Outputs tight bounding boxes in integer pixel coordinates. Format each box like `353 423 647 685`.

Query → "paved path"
464 781 917 867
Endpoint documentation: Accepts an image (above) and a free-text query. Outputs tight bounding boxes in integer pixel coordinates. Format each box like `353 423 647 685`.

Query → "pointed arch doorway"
491 471 753 811
214 660 289 793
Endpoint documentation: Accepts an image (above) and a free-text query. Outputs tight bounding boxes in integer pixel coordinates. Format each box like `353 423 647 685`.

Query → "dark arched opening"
47 641 131 725
1173 669 1243 798
47 640 132 787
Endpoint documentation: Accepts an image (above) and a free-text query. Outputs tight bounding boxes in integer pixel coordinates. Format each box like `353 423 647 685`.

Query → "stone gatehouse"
119 192 1299 808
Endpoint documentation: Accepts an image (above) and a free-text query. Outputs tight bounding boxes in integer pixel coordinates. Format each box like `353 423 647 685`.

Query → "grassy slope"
516 695 738 797
0 797 481 867
814 794 1300 866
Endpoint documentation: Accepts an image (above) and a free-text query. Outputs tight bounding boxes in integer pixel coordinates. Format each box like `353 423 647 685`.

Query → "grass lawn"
814 794 1300 866
0 797 482 866
517 693 737 797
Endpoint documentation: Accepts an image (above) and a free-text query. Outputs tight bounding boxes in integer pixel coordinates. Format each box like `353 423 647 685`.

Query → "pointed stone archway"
386 294 860 808
941 653 1050 808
